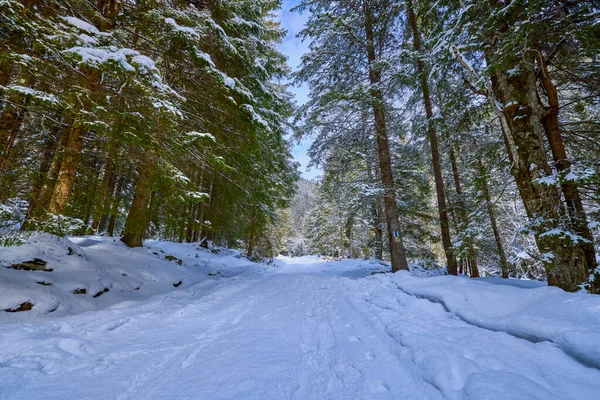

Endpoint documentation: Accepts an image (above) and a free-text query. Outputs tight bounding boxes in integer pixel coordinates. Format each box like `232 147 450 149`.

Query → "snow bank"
387 271 600 368
0 234 261 322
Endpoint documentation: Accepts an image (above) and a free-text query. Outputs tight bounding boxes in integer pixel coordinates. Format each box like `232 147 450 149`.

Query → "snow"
185 131 216 141
164 17 200 41
223 76 236 88
77 33 98 46
65 47 138 72
516 250 533 260
540 228 589 244
241 103 270 130
2 85 59 104
61 16 101 35
1 239 600 399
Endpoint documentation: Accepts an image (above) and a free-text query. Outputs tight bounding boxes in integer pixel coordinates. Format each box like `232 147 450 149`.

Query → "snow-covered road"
2 255 600 399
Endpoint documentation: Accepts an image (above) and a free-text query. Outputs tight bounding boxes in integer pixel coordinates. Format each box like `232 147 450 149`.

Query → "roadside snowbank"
0 234 262 321
385 271 600 368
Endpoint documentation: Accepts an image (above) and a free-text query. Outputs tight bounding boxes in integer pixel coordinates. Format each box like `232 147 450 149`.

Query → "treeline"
294 0 600 292
0 0 297 255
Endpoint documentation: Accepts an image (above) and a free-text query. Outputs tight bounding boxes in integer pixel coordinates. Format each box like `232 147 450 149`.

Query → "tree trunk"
106 174 123 237
364 3 409 272
0 93 28 172
92 151 116 231
185 205 194 243
478 159 509 278
23 122 60 222
178 218 185 243
449 145 479 277
247 233 255 257
200 178 216 248
492 56 589 291
121 151 157 247
193 202 201 242
537 60 597 276
407 0 458 275
48 118 85 215
23 119 71 226
371 203 383 260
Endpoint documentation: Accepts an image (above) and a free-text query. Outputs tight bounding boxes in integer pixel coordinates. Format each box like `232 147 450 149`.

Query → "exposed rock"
5 302 33 312
10 258 52 272
93 288 110 298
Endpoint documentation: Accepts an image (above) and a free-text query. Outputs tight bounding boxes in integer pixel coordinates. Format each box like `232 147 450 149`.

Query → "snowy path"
2 256 600 399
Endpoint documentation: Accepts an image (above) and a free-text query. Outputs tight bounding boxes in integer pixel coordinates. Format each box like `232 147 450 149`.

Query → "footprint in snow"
348 336 360 342
364 351 374 360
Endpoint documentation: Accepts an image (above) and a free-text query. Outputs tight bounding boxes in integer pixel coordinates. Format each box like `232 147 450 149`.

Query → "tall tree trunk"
23 119 71 226
448 145 479 277
92 149 116 231
491 55 589 291
200 177 216 248
177 218 185 243
185 202 195 243
537 59 597 276
371 204 383 260
247 233 255 257
23 122 60 222
121 151 157 247
477 159 509 278
366 161 383 260
364 3 409 272
48 117 85 215
0 94 28 172
106 174 123 237
407 0 458 275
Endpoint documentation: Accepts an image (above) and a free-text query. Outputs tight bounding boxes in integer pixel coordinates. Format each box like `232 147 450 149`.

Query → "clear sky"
276 0 322 180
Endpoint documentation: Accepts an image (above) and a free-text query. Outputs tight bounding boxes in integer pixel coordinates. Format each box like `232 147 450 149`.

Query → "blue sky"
276 1 322 180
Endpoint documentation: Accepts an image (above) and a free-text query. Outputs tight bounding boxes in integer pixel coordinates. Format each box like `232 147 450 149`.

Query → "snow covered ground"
1 236 600 399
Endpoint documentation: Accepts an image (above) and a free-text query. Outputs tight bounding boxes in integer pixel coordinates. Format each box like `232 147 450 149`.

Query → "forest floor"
1 236 600 399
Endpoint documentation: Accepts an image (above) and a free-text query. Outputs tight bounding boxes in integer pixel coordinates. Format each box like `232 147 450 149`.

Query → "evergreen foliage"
0 0 298 255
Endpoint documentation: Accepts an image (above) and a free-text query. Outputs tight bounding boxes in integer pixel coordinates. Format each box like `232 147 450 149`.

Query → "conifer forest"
2 1 600 398
3 0 599 292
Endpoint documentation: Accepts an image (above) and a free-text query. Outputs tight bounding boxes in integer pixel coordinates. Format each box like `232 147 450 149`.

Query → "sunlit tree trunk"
364 3 408 272
407 0 457 275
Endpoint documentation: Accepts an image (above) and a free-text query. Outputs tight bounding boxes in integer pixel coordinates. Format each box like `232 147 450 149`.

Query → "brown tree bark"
121 151 158 247
477 159 509 278
22 119 72 227
536 59 597 275
371 204 383 261
406 0 458 275
0 94 28 172
22 122 61 221
48 118 85 215
92 149 116 231
491 55 589 291
364 3 409 272
247 233 255 257
106 174 123 237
